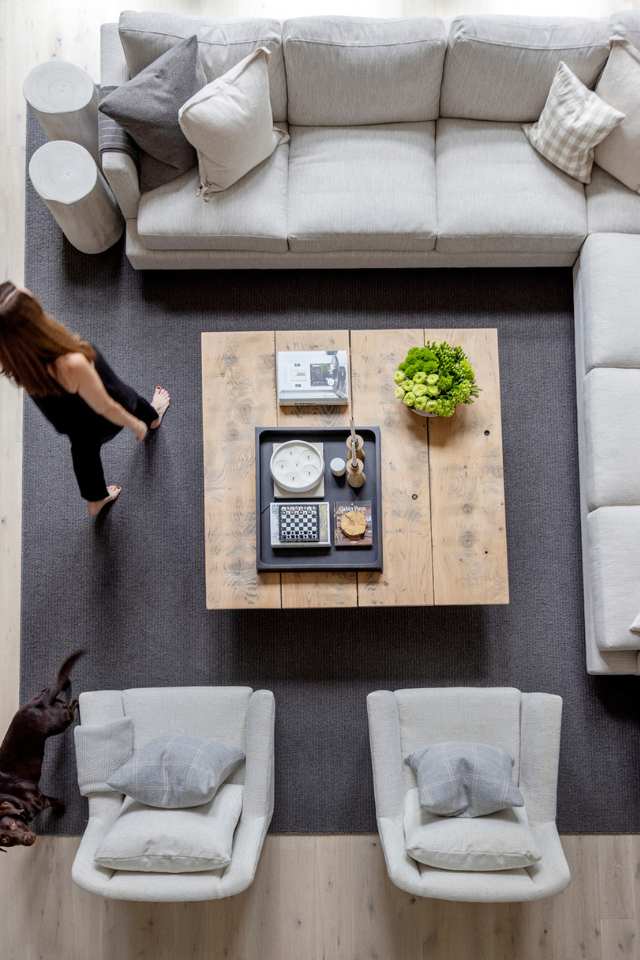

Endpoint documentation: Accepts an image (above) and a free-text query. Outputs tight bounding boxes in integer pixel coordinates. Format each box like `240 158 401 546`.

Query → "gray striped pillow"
406 741 523 818
108 735 244 809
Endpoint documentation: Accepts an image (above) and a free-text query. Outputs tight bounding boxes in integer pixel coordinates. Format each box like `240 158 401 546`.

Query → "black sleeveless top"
32 348 137 441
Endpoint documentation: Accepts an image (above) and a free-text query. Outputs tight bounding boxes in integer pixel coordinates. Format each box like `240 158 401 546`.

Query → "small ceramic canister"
330 457 346 478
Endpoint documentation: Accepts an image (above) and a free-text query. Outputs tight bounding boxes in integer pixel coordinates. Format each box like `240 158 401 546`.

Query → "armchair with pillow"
367 687 571 902
72 686 275 902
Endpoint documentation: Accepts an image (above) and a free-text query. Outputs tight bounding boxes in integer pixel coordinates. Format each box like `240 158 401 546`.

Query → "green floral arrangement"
393 341 480 417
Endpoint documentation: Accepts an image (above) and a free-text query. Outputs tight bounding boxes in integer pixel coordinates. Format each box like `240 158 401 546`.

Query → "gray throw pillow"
99 35 206 191
108 735 244 809
405 741 524 818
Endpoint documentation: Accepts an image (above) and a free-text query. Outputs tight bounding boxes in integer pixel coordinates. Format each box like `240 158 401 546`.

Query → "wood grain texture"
1 833 639 960
426 328 509 605
202 331 280 609
350 328 433 606
275 329 358 609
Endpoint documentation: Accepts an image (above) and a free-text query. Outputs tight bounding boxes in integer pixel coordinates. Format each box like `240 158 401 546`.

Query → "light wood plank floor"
1 2 638 957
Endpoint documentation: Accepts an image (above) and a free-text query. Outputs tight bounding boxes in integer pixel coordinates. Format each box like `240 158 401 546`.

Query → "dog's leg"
41 795 65 815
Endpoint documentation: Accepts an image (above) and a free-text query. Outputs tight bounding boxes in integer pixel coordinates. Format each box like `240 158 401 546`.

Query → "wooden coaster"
339 509 367 539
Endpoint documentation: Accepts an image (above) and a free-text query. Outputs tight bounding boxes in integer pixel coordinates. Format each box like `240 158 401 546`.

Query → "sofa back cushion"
610 10 640 50
283 16 446 125
395 687 522 792
118 10 287 121
440 15 611 122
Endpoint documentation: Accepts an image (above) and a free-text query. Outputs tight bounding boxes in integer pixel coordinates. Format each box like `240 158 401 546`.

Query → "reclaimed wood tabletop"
201 328 508 609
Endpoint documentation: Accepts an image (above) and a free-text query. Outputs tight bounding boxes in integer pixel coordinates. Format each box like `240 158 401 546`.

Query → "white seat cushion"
586 507 640 651
403 788 541 872
435 120 586 254
587 167 640 235
575 234 640 371
287 123 437 253
395 687 521 792
583 369 640 510
137 136 288 253
95 783 243 872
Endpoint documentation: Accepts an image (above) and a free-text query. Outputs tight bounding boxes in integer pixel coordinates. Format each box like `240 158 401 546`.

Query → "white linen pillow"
523 61 624 184
95 783 243 873
595 39 640 193
403 788 541 872
178 46 289 196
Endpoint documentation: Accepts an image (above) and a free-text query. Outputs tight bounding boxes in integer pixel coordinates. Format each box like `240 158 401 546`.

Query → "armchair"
367 687 570 902
72 686 274 902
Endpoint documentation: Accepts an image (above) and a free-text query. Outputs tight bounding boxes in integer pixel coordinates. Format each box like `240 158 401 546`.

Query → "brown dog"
0 650 85 850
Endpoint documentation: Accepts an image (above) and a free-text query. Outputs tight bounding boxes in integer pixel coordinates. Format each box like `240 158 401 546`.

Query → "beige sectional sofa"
100 11 640 270
100 12 640 675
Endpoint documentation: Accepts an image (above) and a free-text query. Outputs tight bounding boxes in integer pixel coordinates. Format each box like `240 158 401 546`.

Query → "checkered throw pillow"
523 60 625 184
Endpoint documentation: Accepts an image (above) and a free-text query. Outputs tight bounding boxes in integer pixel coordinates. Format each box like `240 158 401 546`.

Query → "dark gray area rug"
20 117 640 836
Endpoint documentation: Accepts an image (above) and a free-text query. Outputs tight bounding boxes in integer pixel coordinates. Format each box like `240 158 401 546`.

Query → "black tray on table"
256 427 383 572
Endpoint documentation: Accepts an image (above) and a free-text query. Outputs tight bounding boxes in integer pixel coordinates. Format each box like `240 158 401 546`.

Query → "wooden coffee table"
201 328 508 609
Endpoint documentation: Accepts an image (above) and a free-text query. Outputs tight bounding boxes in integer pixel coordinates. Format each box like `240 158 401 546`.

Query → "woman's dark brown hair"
0 282 95 396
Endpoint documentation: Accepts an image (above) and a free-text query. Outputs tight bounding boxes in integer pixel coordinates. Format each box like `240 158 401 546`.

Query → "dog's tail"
50 649 86 701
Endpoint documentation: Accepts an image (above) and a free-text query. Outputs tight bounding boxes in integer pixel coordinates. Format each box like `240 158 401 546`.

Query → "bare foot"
149 385 171 430
87 484 122 517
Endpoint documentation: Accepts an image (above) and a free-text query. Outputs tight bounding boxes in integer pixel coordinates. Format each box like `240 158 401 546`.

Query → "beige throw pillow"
178 47 288 196
523 61 624 184
595 39 640 193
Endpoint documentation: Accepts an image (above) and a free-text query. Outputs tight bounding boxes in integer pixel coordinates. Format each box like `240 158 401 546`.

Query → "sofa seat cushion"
403 789 541 872
587 167 640 235
586 507 640 651
137 134 288 253
440 15 610 122
287 123 437 253
583 369 640 510
95 783 244 872
282 16 446 125
576 234 640 371
435 119 587 254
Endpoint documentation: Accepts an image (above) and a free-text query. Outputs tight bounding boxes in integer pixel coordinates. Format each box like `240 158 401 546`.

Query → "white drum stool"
23 60 99 161
29 141 123 254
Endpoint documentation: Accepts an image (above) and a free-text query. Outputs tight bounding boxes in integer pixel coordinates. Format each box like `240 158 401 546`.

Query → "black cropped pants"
69 395 157 501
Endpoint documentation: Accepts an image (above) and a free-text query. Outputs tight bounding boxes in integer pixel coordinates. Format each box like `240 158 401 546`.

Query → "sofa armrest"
377 815 423 895
366 690 405 820
519 693 563 824
101 23 128 86
99 22 140 217
101 152 140 219
242 690 275 822
71 793 122 895
527 822 572 898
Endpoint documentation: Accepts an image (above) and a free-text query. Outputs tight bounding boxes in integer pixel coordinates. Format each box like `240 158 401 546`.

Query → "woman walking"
0 282 170 517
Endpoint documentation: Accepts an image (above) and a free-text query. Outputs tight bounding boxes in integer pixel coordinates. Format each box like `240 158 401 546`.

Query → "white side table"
29 141 123 254
23 60 99 161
